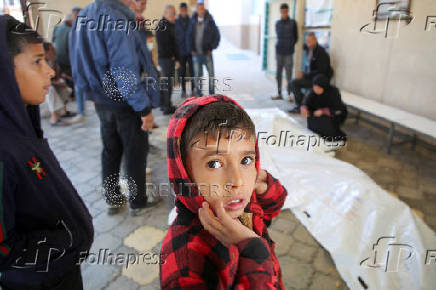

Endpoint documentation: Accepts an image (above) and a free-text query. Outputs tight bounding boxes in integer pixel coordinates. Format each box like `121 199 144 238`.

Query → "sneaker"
71 114 85 123
288 107 301 114
129 207 149 217
271 94 283 100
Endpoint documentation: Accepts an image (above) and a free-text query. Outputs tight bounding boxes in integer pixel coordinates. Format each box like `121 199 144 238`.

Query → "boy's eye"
207 160 222 169
241 156 254 165
33 59 42 65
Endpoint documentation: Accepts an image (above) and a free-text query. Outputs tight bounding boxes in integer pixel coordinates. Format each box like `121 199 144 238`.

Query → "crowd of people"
0 1 349 289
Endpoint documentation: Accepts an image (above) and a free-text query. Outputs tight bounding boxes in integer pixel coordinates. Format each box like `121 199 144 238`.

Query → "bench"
341 91 436 154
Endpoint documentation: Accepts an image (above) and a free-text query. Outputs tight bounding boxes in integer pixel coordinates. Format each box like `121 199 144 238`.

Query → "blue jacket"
186 12 220 54
275 17 298 55
175 15 191 57
69 0 158 115
0 15 93 287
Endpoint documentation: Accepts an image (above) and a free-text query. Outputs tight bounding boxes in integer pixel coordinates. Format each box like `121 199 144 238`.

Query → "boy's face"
186 129 257 219
14 43 54 105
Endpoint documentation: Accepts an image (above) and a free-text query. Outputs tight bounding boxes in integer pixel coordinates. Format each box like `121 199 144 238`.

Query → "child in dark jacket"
0 16 94 289
160 95 288 289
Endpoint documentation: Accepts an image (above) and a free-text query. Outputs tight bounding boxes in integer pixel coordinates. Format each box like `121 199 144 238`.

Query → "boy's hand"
199 202 258 247
255 169 268 195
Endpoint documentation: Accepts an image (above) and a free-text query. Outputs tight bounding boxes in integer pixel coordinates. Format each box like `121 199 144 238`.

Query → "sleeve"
161 237 276 289
104 20 150 116
211 20 221 50
234 237 277 289
307 48 331 79
0 161 72 272
256 171 287 222
294 20 299 45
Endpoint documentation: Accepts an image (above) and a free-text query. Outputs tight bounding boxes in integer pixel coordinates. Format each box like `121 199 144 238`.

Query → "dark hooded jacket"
160 95 287 289
186 11 220 54
0 15 93 288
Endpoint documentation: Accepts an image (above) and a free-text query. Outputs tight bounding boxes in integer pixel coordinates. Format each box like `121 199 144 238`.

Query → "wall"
330 0 436 120
208 0 262 53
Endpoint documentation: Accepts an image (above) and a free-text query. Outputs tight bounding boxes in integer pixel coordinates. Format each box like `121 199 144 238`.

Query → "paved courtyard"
41 39 436 289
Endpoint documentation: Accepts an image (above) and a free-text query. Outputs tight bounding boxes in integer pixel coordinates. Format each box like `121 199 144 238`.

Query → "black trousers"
179 54 194 94
95 104 148 209
290 77 313 107
158 58 175 111
0 266 83 290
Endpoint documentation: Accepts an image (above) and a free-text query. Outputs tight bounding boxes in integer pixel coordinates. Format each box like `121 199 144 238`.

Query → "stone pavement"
40 38 436 289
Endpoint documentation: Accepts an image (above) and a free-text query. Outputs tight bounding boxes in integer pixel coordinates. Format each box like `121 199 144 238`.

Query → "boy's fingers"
215 202 234 228
200 203 224 234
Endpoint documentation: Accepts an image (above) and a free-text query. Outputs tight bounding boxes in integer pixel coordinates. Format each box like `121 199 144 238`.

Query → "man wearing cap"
186 1 220 96
301 74 347 139
175 2 194 98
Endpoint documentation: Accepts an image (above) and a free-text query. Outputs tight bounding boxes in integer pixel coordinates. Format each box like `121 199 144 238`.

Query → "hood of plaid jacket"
167 95 264 215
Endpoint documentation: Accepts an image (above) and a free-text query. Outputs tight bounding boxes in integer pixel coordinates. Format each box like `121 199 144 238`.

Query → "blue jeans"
192 53 215 96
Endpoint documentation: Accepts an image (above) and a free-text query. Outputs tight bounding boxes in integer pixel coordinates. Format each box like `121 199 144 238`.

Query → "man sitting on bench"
289 32 333 113
301 74 347 140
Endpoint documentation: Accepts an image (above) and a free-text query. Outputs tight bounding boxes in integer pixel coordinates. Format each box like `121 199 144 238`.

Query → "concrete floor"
40 38 436 289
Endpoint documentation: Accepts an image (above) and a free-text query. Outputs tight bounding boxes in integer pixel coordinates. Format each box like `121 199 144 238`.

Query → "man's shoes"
107 206 123 215
271 94 283 100
71 114 85 123
129 207 149 217
129 197 162 216
288 107 300 114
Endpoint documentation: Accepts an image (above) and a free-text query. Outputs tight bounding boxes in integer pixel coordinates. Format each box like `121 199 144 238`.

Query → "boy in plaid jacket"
160 95 288 289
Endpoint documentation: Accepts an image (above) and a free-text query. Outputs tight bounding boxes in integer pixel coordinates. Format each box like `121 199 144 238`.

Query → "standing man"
271 3 298 101
187 1 220 96
175 2 194 98
289 32 333 113
156 4 178 115
70 0 156 216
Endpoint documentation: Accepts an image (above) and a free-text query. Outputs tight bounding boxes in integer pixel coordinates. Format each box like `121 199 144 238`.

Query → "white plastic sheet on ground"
168 108 436 289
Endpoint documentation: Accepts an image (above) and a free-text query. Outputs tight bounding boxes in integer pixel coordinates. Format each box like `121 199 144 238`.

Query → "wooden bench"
341 91 436 154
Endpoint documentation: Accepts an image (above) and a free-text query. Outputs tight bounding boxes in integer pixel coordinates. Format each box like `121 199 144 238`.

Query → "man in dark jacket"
301 74 347 139
156 4 179 115
175 2 194 98
70 0 157 216
186 1 220 96
1 15 93 289
271 3 298 101
289 32 333 113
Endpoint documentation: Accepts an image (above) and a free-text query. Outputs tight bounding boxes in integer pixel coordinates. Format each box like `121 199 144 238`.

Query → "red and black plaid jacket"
161 95 288 289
